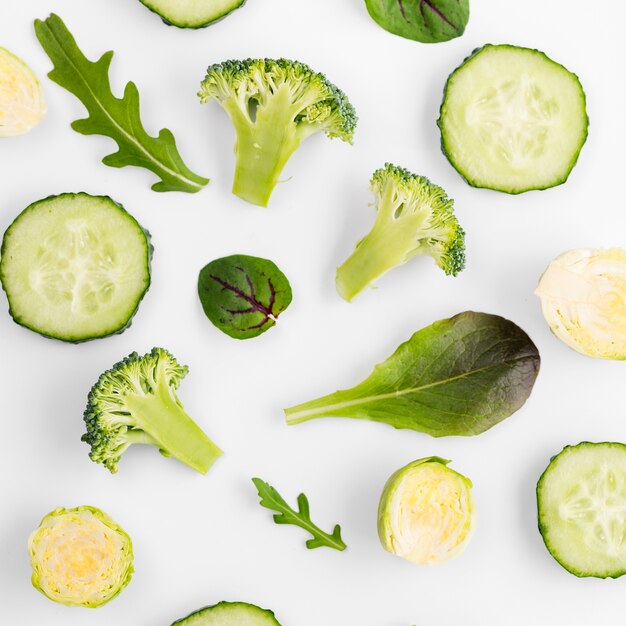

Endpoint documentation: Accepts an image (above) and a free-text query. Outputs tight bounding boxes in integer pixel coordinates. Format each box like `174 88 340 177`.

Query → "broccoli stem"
227 87 302 207
336 226 411 302
122 376 222 474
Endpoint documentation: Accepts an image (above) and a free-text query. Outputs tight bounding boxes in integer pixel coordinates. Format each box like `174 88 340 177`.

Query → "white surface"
1 1 625 624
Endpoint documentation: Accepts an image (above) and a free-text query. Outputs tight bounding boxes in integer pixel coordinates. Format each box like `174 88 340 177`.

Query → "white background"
1 0 625 624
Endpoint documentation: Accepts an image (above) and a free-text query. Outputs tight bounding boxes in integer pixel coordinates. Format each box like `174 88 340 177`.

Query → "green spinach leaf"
365 0 470 43
285 311 539 436
198 255 292 339
252 478 347 551
34 14 208 193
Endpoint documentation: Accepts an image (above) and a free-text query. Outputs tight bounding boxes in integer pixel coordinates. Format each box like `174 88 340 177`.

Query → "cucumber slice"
438 44 588 194
172 601 282 625
537 442 626 578
138 0 246 29
0 193 151 342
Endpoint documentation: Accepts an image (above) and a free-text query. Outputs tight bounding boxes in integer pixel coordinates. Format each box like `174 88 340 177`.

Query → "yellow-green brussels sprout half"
28 505 134 608
535 248 626 359
0 48 46 136
378 457 474 565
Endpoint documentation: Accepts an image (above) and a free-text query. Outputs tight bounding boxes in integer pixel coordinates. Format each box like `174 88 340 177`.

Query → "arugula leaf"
364 0 470 43
198 255 292 339
285 311 540 436
252 478 347 551
34 14 208 193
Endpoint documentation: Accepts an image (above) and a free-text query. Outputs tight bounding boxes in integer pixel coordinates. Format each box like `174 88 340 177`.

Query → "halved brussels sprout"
28 505 134 608
378 457 474 565
535 248 626 359
0 47 46 136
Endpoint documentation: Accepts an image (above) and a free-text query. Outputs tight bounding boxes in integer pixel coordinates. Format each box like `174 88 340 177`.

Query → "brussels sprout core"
28 506 134 608
377 457 474 565
535 248 626 359
0 48 46 136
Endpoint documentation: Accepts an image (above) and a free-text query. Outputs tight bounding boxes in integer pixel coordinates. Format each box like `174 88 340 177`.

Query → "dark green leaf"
34 14 208 193
198 255 292 340
252 478 347 551
364 0 470 43
285 311 540 436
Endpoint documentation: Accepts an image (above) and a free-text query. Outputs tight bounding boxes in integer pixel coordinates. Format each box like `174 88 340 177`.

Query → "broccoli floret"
336 163 465 301
199 58 357 207
82 348 222 474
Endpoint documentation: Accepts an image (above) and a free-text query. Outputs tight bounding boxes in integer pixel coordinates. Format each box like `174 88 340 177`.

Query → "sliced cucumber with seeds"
438 44 588 194
0 193 151 342
138 0 247 29
537 442 626 578
172 601 282 625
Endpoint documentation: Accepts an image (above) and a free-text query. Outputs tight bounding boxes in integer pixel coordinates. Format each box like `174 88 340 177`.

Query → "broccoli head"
199 58 357 207
82 348 222 474
336 163 465 301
